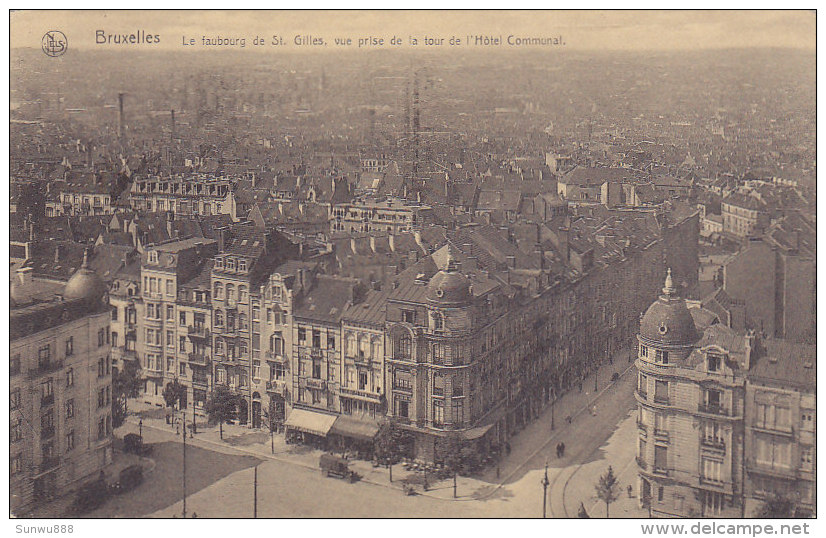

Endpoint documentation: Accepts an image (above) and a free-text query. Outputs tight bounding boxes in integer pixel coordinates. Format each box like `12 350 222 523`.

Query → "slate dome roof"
426 246 472 305
639 269 698 347
63 249 107 304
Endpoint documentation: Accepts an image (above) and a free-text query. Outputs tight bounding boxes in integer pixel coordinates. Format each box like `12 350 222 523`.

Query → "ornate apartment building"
10 255 113 515
744 340 816 517
138 238 218 411
330 198 431 234
129 175 234 218
635 271 816 518
210 227 298 427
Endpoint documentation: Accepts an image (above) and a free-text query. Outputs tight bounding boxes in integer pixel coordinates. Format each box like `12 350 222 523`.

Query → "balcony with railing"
28 360 65 379
265 350 288 363
653 429 670 442
635 456 648 470
653 394 670 405
393 379 413 393
192 373 209 386
188 352 209 365
701 437 726 452
187 325 210 339
698 403 728 416
266 379 287 393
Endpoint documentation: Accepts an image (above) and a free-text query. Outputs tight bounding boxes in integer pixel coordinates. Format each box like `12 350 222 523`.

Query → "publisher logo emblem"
42 31 68 57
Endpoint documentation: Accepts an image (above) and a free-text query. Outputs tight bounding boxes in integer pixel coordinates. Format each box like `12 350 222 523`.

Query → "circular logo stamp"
42 31 68 57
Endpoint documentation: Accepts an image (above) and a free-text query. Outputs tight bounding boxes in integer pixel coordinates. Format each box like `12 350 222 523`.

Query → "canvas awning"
284 408 337 437
462 423 494 441
329 415 381 442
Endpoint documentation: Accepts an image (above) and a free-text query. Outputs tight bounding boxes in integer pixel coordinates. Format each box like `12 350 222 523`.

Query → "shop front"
283 407 337 448
328 415 381 459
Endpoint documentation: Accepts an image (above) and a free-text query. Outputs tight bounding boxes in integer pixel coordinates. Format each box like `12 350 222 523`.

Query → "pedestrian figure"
505 442 511 456
579 382 583 393
565 415 572 424
591 405 597 416
192 512 198 518
559 442 565 457
627 485 633 498
556 443 562 458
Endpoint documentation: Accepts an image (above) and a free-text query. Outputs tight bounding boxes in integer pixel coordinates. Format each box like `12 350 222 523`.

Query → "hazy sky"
11 10 815 52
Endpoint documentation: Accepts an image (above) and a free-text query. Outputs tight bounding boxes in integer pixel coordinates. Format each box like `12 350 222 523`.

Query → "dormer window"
226 258 236 270
238 259 247 272
215 258 224 269
655 350 669 364
147 250 158 263
707 353 721 372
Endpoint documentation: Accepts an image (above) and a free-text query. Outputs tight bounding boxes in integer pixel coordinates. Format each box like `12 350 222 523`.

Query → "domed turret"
639 269 698 347
426 246 472 305
63 248 107 305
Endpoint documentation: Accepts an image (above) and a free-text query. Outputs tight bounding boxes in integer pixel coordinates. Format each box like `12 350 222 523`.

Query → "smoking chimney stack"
118 92 126 138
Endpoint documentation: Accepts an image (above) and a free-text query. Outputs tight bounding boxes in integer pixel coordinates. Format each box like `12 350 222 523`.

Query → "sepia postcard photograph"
7 7 818 526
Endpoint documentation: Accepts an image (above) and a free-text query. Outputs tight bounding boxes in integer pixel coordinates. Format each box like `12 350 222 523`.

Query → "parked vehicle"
68 478 109 514
114 464 144 494
123 433 153 456
319 453 358 483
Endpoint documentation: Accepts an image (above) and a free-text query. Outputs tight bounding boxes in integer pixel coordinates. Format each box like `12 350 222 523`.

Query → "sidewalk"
121 345 638 504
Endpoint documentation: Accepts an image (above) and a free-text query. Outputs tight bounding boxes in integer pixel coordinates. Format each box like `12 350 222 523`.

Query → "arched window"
238 285 248 303
226 284 236 302
359 335 370 359
239 313 248 330
396 334 411 359
214 282 223 300
215 337 224 354
372 339 383 360
215 309 224 327
346 334 357 358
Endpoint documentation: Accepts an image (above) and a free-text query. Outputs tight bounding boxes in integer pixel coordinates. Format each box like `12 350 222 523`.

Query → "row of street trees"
112 361 242 440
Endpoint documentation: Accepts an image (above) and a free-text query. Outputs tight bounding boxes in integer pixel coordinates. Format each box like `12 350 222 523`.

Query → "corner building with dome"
10 250 114 515
636 269 751 518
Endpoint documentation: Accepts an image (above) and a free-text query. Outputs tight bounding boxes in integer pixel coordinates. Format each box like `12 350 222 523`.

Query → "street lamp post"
550 388 555 431
541 461 550 518
139 419 143 440
594 366 598 393
253 464 258 518
270 421 274 454
182 419 187 519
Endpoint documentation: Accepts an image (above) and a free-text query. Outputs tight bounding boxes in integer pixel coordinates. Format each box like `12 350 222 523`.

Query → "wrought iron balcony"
28 360 64 379
188 352 209 365
698 403 728 416
187 325 210 339
701 437 726 451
